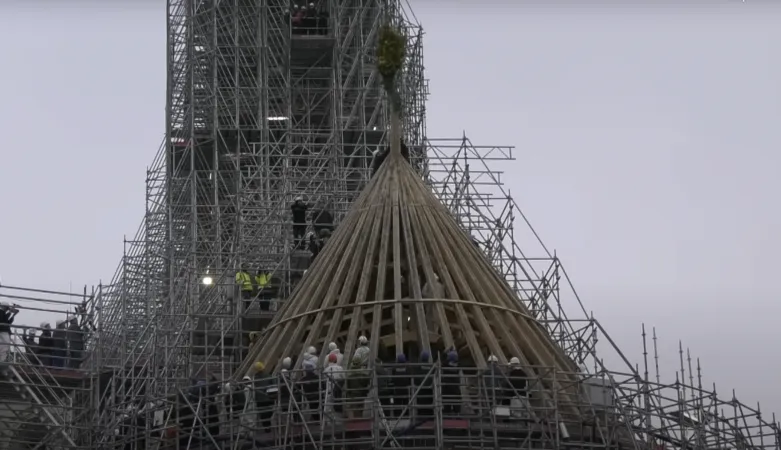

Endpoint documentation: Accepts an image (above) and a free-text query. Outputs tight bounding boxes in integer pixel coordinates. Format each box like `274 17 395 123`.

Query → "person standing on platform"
67 317 85 369
37 323 53 367
235 267 254 311
0 302 19 363
52 320 68 368
255 270 272 311
291 196 309 248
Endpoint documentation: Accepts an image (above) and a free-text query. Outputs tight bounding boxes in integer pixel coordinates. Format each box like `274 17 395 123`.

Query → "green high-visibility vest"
235 272 253 291
256 273 270 287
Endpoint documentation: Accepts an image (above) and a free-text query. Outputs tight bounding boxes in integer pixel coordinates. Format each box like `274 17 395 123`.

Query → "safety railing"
101 364 781 450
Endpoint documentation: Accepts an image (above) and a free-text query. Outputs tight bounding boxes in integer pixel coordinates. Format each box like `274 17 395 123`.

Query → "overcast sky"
1 1 779 419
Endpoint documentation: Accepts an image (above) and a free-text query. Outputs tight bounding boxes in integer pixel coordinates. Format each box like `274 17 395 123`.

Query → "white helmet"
487 355 498 363
242 376 251 382
307 346 317 355
40 322 50 329
358 335 368 345
224 382 231 390
282 357 292 369
295 195 303 202
328 342 338 351
509 357 521 365
56 319 66 326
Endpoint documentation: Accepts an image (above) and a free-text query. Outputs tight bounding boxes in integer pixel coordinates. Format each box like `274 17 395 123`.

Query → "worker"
300 364 322 420
253 362 274 432
239 375 256 431
508 356 530 417
291 5 306 34
235 267 253 310
37 323 53 367
441 349 461 415
304 3 317 35
483 355 504 407
327 341 343 366
67 317 84 369
223 380 246 435
255 270 272 311
370 142 410 177
352 335 370 368
0 302 19 363
302 346 318 370
323 352 344 414
23 328 37 362
52 320 69 368
278 357 297 420
318 228 332 249
291 196 309 247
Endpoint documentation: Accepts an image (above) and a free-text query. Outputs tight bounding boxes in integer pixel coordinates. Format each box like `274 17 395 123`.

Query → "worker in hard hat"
235 266 254 313
290 196 309 247
301 346 318 370
252 361 274 432
300 361 322 420
327 341 343 366
255 269 272 311
483 355 505 408
508 356 530 418
239 375 256 431
37 323 53 367
67 316 84 369
370 141 411 177
323 352 344 414
51 319 69 368
352 335 370 368
346 353 371 417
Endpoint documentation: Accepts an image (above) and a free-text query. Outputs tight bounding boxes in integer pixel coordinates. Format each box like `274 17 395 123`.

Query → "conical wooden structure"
235 116 580 386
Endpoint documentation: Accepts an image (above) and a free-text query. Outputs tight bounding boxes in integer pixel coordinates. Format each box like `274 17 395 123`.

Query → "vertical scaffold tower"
95 0 431 435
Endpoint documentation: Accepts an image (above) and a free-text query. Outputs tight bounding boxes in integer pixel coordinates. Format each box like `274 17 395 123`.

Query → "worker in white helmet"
352 335 370 367
302 345 318 369
483 355 503 407
507 356 530 418
37 322 53 367
328 341 343 365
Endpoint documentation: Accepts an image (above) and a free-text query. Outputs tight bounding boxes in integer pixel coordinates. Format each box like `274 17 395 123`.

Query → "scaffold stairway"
0 363 77 448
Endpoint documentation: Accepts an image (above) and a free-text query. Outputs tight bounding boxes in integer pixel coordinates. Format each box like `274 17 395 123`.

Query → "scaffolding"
0 285 102 450
0 0 779 448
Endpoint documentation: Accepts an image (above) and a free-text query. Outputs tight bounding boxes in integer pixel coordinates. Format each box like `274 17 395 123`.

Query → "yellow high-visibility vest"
235 272 253 291
256 273 270 287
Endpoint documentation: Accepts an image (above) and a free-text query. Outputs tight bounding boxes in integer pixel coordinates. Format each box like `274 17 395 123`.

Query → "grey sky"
1 2 779 415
